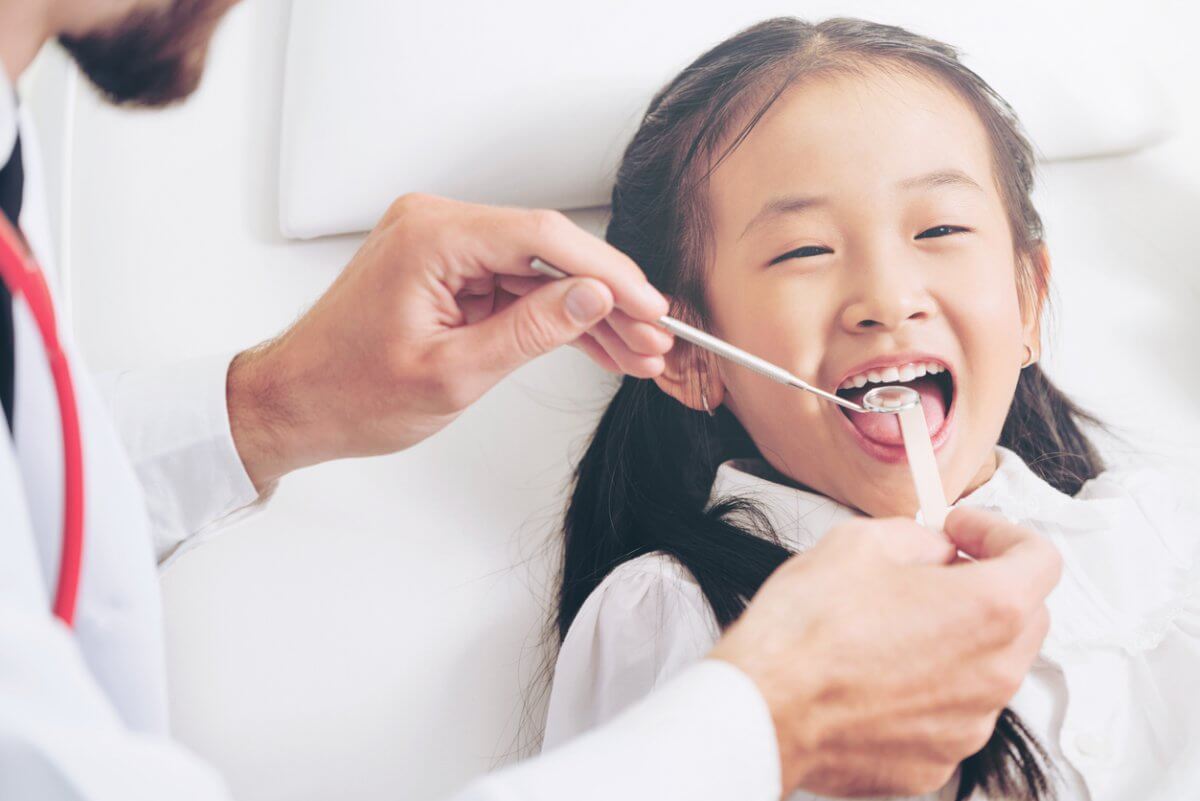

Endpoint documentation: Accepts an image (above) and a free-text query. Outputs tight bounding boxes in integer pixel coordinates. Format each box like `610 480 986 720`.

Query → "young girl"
539 17 1198 801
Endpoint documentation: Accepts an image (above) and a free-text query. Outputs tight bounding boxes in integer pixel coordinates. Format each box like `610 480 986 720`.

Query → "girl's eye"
915 225 970 239
768 245 833 266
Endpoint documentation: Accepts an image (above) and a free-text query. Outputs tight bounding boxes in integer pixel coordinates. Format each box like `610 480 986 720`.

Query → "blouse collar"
708 446 1109 553
709 447 1191 657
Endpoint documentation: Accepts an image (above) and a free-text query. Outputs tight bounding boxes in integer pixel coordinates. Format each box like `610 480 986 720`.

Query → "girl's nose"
838 257 936 333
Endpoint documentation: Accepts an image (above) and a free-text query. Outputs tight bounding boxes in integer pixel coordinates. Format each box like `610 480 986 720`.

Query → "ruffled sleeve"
541 554 720 750
979 454 1200 655
1039 464 1200 798
1069 464 1199 651
956 453 1200 798
1079 463 1198 569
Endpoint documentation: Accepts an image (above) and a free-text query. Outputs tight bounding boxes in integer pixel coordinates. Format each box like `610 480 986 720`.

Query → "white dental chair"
22 0 1199 799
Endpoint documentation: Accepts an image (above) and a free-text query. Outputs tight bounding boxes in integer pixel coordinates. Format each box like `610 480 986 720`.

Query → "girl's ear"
654 344 726 413
1021 243 1052 364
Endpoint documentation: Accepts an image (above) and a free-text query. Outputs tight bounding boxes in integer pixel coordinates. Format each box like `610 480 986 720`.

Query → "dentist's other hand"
227 194 672 489
709 509 1061 798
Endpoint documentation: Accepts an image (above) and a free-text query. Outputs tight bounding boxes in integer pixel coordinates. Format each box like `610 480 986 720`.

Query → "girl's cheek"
941 253 1016 310
942 256 1026 346
944 268 1025 484
717 284 826 369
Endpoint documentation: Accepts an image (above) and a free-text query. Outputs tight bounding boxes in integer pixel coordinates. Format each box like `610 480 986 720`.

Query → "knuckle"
824 528 866 561
771 553 809 583
528 207 569 240
999 670 1025 700
386 192 434 221
1032 604 1051 640
931 762 959 791
905 763 957 795
847 529 887 560
1042 540 1065 583
833 519 872 546
983 660 1025 704
923 716 981 765
962 717 997 756
383 194 455 252
979 591 1025 642
929 766 958 794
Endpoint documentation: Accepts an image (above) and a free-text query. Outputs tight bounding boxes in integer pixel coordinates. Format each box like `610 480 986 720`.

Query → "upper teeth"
839 361 946 391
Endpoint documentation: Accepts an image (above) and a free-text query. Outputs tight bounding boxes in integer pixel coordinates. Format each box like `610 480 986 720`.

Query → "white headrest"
278 0 1173 239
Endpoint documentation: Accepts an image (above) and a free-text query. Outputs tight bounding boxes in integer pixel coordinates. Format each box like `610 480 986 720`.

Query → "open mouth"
834 360 956 455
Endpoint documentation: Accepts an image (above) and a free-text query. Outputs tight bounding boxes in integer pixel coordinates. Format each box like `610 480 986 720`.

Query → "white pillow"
278 0 1173 239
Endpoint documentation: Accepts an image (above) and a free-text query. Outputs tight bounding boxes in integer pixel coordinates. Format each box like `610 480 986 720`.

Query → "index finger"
944 506 1063 599
478 204 669 323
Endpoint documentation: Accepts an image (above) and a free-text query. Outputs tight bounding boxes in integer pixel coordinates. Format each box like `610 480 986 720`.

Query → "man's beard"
58 0 232 108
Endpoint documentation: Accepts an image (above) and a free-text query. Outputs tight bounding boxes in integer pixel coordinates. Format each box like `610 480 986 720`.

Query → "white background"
21 1 1200 799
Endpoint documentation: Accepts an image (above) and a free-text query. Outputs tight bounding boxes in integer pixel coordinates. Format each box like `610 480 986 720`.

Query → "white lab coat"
0 69 782 800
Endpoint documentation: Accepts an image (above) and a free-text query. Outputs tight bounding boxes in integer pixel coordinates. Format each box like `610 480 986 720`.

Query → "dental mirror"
862 385 921 413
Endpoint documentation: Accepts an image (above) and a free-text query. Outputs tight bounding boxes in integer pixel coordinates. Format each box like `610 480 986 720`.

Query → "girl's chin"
852 497 920 520
820 478 920 520
846 453 995 517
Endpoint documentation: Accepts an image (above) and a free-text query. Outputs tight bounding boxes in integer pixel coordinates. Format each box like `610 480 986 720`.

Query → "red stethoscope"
0 212 84 628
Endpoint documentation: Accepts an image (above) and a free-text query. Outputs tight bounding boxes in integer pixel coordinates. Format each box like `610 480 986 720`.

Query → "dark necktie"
0 132 21 432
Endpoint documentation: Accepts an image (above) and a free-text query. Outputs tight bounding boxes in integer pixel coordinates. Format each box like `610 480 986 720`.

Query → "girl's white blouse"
542 447 1200 801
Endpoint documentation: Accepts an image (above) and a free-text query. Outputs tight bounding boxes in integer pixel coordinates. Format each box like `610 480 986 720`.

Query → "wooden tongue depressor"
861 385 950 533
897 404 950 532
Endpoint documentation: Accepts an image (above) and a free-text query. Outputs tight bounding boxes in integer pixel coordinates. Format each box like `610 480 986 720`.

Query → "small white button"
1135 631 1161 650
1073 731 1105 758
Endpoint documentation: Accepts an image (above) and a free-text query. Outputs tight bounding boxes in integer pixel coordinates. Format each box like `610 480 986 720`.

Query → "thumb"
945 506 1063 599
943 506 1027 560
462 276 613 380
876 519 957 566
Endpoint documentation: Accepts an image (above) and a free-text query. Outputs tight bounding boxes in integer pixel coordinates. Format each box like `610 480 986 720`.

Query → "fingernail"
566 282 608 324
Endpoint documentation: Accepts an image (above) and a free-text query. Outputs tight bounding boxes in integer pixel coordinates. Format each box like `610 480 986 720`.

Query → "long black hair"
555 17 1106 800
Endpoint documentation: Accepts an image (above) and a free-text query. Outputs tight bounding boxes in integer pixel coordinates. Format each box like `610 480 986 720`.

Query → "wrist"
227 342 303 491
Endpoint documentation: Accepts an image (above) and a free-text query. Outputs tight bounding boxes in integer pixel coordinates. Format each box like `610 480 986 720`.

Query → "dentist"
0 2 1061 800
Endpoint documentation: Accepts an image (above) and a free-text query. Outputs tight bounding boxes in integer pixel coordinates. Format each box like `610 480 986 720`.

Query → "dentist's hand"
710 508 1061 798
227 194 672 489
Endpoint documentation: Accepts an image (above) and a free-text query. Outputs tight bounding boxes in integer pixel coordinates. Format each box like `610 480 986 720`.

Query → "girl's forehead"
710 67 997 214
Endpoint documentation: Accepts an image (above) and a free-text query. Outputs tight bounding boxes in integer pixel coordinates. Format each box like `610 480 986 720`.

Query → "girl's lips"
836 388 957 465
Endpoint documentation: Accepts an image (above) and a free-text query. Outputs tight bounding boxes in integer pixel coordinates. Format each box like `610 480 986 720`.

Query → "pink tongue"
842 375 947 445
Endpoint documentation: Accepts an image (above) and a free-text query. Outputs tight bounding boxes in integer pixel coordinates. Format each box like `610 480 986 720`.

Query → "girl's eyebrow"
740 168 984 241
899 168 984 193
739 195 827 240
